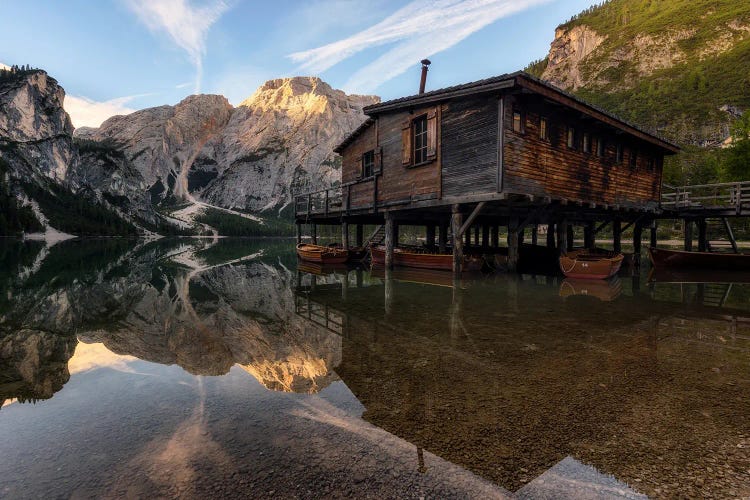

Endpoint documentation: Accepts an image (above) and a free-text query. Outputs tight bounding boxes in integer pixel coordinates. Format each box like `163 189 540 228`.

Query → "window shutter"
426 108 438 160
374 147 383 173
401 119 412 166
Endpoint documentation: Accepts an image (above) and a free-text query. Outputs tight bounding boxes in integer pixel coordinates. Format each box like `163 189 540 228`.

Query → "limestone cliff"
76 77 379 215
530 0 750 146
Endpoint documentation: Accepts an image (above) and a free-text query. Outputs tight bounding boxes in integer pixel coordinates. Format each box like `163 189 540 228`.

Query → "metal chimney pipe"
419 59 431 94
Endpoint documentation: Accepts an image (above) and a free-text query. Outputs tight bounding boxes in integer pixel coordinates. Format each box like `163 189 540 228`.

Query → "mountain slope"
529 0 750 146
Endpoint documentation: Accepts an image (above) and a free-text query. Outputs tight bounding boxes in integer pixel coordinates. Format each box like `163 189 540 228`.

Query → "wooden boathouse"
295 64 680 273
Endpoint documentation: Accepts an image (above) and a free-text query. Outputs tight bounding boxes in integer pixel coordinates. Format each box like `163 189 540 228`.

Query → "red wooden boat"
370 245 483 271
648 247 750 271
296 243 348 264
559 249 624 279
326 243 367 262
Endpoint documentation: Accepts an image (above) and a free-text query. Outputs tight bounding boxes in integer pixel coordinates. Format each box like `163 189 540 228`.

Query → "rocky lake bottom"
0 237 748 499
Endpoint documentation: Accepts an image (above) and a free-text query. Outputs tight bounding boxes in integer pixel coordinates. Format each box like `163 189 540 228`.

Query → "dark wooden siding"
502 94 663 208
341 107 441 211
441 96 498 198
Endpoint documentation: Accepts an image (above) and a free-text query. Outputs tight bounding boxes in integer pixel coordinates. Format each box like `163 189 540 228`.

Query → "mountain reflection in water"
0 238 748 499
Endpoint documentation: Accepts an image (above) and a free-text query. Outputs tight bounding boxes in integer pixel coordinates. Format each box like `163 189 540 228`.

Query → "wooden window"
567 127 576 150
402 110 437 167
646 156 655 171
582 132 591 154
413 115 428 164
596 137 605 157
629 148 638 169
512 110 524 134
616 143 623 163
540 117 548 141
362 150 375 177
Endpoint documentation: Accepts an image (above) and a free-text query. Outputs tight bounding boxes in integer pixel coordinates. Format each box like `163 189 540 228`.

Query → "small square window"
583 133 591 154
512 110 524 133
540 117 549 141
362 150 375 177
567 127 576 149
629 149 638 169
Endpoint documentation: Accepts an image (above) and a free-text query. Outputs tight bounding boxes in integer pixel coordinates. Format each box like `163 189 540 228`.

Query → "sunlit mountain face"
0 238 748 498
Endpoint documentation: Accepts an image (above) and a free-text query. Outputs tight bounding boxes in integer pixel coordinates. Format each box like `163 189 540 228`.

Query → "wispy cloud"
289 0 551 93
64 94 141 129
125 0 231 92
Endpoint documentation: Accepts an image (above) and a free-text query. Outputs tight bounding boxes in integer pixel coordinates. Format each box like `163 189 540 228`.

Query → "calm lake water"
0 237 748 499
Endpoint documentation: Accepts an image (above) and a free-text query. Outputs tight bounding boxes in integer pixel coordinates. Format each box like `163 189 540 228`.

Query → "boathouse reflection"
294 267 750 498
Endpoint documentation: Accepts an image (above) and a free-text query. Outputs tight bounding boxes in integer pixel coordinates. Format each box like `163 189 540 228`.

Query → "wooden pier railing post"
384 212 394 270
355 224 363 247
439 220 448 253
296 223 301 244
650 220 657 248
547 223 556 249
426 224 436 247
491 225 499 248
613 219 622 253
566 224 574 251
451 205 463 275
684 219 693 251
557 220 568 256
531 225 538 246
507 217 520 272
584 221 595 250
633 221 643 268
311 223 317 245
482 225 490 248
342 220 349 250
697 219 708 252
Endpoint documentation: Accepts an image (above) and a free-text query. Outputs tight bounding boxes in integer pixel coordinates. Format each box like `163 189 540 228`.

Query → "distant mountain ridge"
0 68 377 236
527 0 750 147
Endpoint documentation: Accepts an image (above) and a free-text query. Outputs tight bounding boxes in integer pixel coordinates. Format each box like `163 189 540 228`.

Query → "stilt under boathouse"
294 64 680 275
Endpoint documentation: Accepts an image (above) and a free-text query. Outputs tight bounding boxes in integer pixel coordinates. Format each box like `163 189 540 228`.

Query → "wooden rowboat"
559 249 624 279
370 245 483 271
559 277 622 301
648 247 750 271
296 243 348 264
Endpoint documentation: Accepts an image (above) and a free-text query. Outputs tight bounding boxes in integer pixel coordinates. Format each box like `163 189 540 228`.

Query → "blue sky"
1 0 597 128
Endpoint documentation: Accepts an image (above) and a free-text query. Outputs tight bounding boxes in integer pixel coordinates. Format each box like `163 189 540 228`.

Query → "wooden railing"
662 181 750 212
294 186 343 217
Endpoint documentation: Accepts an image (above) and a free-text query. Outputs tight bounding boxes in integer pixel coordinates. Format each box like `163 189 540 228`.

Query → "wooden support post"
474 225 480 246
633 221 643 268
531 225 538 246
547 223 556 249
566 224 574 251
507 218 520 272
518 227 525 246
465 227 471 247
684 219 693 251
697 219 707 252
356 224 363 247
451 205 463 275
491 225 499 248
393 222 400 246
557 220 568 256
311 223 317 244
426 224 436 248
296 223 302 244
650 220 657 249
612 220 621 253
341 221 349 250
482 225 490 248
584 221 595 249
384 212 394 269
722 218 739 253
438 220 448 253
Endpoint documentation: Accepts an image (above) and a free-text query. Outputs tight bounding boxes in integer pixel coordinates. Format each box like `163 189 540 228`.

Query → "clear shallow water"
0 238 748 499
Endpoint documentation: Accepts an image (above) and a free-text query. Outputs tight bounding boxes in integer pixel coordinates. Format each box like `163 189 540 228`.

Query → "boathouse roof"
334 71 680 154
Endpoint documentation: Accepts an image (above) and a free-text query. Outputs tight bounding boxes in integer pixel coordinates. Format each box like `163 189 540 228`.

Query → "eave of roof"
333 118 375 154
358 71 679 154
